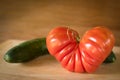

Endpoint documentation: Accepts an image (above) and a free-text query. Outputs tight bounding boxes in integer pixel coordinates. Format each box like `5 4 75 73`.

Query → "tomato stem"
76 36 80 43
67 27 70 40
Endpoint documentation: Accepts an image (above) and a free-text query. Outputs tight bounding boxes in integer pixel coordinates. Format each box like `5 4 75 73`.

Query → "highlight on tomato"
46 26 115 73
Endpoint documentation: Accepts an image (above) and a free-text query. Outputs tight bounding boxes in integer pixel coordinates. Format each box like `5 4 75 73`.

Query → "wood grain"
0 40 120 80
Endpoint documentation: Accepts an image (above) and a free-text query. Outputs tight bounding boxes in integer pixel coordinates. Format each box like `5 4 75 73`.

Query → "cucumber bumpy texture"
4 38 49 63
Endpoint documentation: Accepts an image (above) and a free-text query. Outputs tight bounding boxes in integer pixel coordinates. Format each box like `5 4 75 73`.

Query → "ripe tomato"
46 26 115 73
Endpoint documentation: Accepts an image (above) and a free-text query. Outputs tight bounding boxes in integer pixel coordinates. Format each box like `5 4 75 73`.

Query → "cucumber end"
103 51 116 64
4 54 11 63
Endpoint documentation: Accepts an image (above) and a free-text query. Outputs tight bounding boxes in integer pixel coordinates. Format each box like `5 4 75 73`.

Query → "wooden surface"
0 40 120 80
0 1 120 79
0 0 120 46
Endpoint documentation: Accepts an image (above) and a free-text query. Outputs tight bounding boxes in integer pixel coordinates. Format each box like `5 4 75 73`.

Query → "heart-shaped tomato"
46 26 115 73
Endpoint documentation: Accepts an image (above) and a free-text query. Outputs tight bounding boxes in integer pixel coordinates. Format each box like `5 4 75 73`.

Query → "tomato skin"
79 27 115 73
46 27 79 56
46 26 115 73
46 27 85 72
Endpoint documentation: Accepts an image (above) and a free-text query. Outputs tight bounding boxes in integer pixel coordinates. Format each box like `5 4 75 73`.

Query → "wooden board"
0 40 120 80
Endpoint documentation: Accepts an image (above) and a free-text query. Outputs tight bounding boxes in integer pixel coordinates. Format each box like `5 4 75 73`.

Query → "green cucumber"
4 37 116 63
103 51 116 63
4 38 49 63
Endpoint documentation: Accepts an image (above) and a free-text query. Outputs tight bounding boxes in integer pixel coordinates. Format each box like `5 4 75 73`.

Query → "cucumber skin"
103 51 116 63
4 38 49 63
4 37 116 63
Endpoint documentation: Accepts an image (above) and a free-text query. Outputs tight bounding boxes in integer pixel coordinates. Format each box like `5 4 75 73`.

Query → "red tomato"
46 26 115 73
